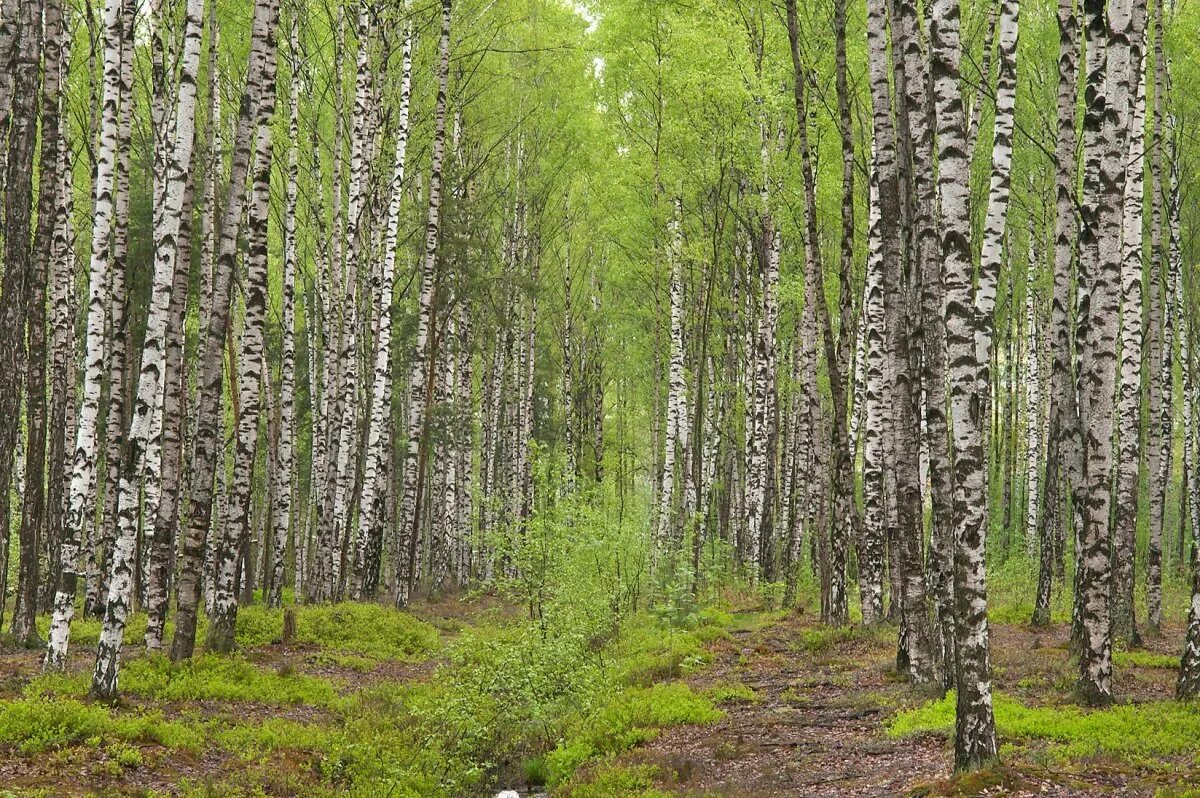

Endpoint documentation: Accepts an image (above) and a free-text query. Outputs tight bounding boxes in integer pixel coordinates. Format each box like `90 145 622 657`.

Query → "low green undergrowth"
32 601 439 665
31 654 345 709
889 690 1200 765
0 695 203 754
706 680 759 704
544 682 720 786
1114 650 1179 670
236 602 440 660
561 763 671 798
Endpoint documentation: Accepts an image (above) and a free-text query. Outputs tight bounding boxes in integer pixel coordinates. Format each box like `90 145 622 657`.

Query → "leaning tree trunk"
170 0 281 662
45 0 127 670
929 0 999 769
144 174 194 651
91 0 206 697
206 2 281 652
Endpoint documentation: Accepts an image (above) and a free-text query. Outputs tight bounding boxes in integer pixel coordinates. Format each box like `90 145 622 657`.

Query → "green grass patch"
706 680 759 704
31 654 344 709
1114 650 1179 669
545 683 721 785
889 690 1200 765
562 763 670 798
237 602 440 661
0 695 203 754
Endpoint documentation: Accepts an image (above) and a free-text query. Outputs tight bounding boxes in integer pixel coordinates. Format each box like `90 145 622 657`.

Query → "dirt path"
607 612 1194 797
615 612 947 796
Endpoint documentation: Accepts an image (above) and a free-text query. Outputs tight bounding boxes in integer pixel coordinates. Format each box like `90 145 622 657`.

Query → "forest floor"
0 592 1196 797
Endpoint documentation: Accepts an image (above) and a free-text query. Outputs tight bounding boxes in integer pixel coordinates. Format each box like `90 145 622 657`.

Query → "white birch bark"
354 10 413 598
1112 55 1148 645
655 198 686 558
397 0 452 606
929 0 999 766
45 0 127 670
89 0 206 699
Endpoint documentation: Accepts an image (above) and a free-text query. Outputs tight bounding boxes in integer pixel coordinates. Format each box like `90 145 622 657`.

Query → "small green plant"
108 742 143 768
706 680 759 704
1114 650 1178 669
562 763 669 798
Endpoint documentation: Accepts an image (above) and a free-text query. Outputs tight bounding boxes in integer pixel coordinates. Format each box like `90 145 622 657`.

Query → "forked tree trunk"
171 0 281 662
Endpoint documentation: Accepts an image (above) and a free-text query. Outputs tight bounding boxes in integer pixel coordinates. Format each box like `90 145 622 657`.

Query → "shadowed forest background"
1 0 1200 794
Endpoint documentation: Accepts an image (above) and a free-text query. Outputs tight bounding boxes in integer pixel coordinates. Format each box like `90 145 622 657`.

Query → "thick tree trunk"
1112 55 1148 648
45 0 127 670
929 0 999 769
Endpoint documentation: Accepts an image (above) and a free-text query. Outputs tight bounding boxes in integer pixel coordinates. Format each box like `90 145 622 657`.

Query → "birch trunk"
1112 55 1147 647
355 10 413 598
929 0 999 767
397 0 452 606
1035 0 1081 628
90 0 206 695
171 0 281 661
655 198 687 560
1145 0 1168 635
9 0 56 645
45 0 127 669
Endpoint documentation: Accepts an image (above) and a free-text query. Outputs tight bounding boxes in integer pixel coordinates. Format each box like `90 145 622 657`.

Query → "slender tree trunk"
1036 0 1082 629
397 0 452 607
90 0 205 695
355 9 412 599
1145 0 1168 635
8 0 54 646
205 0 280 653
89 0 136 619
655 198 687 560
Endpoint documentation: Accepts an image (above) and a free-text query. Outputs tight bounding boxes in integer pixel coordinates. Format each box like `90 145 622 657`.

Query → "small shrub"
706 681 759 704
545 683 720 785
563 764 669 798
